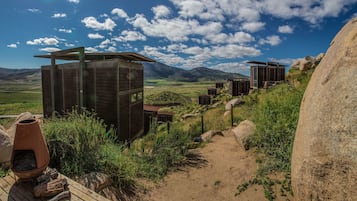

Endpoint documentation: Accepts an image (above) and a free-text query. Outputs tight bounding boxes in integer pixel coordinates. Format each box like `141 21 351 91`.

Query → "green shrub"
145 91 191 106
134 126 191 179
251 84 304 174
42 110 115 176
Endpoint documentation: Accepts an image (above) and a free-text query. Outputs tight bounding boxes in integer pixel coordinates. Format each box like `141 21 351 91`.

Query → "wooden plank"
0 183 9 201
59 174 109 201
0 172 109 201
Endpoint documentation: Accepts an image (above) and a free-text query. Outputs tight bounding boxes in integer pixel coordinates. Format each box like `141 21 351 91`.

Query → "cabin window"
131 93 137 103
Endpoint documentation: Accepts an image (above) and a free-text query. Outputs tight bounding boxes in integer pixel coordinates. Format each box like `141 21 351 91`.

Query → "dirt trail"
140 130 267 201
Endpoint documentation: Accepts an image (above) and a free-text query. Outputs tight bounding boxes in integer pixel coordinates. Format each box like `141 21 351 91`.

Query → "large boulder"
232 120 256 150
78 172 120 200
6 112 35 142
0 128 12 164
291 18 357 200
200 130 223 142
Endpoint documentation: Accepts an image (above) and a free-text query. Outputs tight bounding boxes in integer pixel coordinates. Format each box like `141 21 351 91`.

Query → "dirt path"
140 129 267 201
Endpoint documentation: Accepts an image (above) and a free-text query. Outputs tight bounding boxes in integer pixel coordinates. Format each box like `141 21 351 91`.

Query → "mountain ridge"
0 62 247 82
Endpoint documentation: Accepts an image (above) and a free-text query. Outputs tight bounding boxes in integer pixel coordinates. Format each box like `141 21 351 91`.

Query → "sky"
1 0 357 75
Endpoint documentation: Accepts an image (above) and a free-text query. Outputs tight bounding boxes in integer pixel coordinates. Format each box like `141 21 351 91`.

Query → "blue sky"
1 0 357 74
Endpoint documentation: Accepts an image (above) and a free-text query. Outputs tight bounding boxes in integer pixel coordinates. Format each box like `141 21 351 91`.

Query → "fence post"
201 114 204 134
167 122 170 134
231 104 234 127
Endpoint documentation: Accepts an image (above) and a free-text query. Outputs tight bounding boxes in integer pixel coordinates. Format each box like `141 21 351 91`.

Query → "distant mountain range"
143 62 247 81
0 62 247 82
0 67 40 82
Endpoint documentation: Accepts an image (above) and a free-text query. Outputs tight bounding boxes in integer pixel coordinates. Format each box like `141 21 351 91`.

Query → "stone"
182 114 197 120
225 98 243 111
78 172 112 193
6 112 35 143
0 129 12 164
200 130 223 142
232 120 256 150
291 17 357 200
290 59 301 69
299 57 314 71
223 111 231 118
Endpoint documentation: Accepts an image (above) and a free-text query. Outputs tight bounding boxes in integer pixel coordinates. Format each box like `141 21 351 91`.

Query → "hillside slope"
0 67 40 82
143 62 247 81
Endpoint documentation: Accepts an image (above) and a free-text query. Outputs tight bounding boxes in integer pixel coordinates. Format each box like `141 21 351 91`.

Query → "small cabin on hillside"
248 61 285 88
229 79 250 96
36 47 155 142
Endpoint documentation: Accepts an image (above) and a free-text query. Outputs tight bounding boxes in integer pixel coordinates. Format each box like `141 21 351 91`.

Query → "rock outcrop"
290 53 324 71
291 17 357 200
232 120 256 150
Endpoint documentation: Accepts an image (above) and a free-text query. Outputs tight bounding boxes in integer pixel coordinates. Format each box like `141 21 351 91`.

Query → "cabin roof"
247 60 285 67
35 47 155 62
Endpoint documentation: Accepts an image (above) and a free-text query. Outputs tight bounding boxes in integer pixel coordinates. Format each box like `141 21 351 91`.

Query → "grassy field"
0 81 42 115
144 79 216 103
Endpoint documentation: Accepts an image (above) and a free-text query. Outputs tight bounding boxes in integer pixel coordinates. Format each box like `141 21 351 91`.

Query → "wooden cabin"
157 112 174 123
215 82 224 89
248 61 285 88
208 88 217 96
36 47 155 142
230 79 250 96
199 95 211 105
143 105 161 134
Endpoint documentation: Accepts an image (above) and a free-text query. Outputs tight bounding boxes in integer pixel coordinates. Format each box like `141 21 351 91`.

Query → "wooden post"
167 122 170 134
231 104 234 127
201 115 204 134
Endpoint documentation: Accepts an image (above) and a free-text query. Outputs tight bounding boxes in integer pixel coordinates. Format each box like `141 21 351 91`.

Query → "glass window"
137 91 143 100
131 93 137 103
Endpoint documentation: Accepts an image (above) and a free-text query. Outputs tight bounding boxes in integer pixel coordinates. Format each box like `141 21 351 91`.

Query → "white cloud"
39 47 61 52
152 5 171 19
27 8 40 13
52 13 67 18
205 31 254 44
241 22 265 32
85 47 98 53
259 35 282 46
81 16 116 31
278 25 294 34
141 46 186 66
111 8 129 19
26 37 59 46
65 43 75 47
88 33 104 39
67 0 79 4
96 39 116 49
58 28 72 33
106 46 117 52
113 30 146 42
171 0 224 21
130 14 222 42
7 44 17 48
211 44 261 58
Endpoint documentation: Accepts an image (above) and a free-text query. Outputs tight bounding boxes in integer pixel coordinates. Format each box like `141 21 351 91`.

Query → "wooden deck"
0 172 110 201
